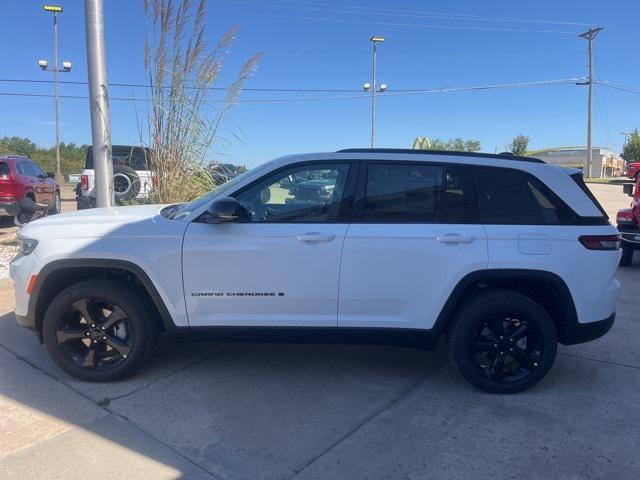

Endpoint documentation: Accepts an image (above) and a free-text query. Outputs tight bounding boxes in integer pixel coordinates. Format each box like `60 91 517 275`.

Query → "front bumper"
617 226 640 245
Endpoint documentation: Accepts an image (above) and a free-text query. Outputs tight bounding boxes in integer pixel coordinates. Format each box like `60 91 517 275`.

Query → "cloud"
28 118 69 127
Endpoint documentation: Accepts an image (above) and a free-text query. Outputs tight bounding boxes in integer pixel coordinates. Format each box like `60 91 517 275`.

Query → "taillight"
616 210 635 226
579 235 621 250
80 175 89 191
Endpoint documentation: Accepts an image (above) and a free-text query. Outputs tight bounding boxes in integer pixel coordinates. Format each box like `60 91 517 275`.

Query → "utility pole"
578 26 603 178
84 0 114 207
41 5 72 178
363 36 386 148
621 131 632 148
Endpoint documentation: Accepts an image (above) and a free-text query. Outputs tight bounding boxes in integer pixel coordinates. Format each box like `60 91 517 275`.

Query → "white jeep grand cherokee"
10 149 621 393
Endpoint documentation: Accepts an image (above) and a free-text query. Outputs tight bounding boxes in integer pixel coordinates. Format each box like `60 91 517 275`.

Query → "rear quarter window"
0 162 9 176
473 166 578 225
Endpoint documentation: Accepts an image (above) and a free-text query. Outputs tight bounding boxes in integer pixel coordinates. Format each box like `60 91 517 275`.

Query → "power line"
0 77 582 93
0 77 362 93
219 0 590 27
220 10 581 34
597 81 640 95
0 78 585 103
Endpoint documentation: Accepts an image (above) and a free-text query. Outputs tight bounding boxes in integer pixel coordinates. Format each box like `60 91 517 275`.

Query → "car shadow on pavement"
0 309 446 480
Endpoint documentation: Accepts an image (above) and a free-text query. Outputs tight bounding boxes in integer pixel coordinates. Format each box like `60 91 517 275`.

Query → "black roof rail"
335 148 545 164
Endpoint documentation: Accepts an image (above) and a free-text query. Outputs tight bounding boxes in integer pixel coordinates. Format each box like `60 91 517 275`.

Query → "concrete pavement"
0 183 639 480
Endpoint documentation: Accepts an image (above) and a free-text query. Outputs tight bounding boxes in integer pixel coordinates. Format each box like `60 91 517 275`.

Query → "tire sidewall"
620 243 634 266
448 291 558 394
112 166 141 202
42 279 155 382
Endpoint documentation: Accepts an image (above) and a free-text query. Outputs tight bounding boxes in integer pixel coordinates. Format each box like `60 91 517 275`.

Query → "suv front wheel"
447 290 558 394
42 279 156 382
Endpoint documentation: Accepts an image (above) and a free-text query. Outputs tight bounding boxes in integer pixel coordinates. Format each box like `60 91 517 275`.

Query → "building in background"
528 146 623 178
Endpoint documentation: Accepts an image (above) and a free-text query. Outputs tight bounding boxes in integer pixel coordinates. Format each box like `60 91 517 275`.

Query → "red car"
626 162 640 180
0 155 61 216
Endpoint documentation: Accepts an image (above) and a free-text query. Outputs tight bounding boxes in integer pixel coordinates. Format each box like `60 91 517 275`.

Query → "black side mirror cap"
47 172 56 178
623 183 634 197
206 197 249 223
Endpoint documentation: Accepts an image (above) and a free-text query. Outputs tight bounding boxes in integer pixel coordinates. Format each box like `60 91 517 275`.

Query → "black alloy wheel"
469 315 543 384
447 290 557 394
43 279 156 382
55 298 134 371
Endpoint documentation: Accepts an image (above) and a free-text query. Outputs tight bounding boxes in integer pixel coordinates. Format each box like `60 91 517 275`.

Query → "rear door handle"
296 233 336 243
436 234 474 244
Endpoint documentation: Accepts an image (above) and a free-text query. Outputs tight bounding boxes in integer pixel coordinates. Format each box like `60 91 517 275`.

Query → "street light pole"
53 11 60 178
365 36 385 148
371 40 377 148
42 5 69 178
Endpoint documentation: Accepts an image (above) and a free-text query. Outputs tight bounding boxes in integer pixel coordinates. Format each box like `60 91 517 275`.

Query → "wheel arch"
434 269 578 344
30 259 176 340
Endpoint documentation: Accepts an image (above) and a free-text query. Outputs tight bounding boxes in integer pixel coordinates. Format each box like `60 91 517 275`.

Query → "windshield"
172 162 274 219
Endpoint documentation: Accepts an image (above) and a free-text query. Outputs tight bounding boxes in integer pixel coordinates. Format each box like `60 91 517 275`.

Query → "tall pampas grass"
141 0 262 204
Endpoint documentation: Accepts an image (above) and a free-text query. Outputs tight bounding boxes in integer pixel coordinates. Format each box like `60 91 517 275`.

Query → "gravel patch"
0 231 19 279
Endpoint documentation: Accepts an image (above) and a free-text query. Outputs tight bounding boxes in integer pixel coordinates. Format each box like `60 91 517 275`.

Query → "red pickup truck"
616 176 640 265
626 162 640 181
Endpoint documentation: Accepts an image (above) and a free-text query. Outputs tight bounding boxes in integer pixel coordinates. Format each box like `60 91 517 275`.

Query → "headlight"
18 238 38 256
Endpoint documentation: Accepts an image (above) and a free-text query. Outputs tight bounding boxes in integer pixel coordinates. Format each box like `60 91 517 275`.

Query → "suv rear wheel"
42 279 156 382
447 290 557 394
620 243 634 266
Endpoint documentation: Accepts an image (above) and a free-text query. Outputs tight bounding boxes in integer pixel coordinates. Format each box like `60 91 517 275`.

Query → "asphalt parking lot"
0 183 638 480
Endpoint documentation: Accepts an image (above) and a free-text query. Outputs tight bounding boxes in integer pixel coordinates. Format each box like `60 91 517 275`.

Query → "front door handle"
296 233 336 243
436 234 474 244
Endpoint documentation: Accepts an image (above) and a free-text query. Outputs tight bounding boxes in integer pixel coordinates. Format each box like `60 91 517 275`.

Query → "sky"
1 0 640 168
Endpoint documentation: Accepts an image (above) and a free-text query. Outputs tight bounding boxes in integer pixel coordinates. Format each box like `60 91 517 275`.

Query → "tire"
49 191 61 215
113 165 141 202
447 290 558 394
42 278 156 382
620 243 634 266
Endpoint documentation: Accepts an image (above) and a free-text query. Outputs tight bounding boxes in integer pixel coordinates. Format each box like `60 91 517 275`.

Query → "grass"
584 177 632 185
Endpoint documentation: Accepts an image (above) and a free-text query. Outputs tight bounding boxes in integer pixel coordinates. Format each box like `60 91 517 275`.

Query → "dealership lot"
0 183 638 480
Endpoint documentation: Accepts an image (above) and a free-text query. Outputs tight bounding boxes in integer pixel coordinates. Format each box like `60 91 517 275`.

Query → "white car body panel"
12 205 190 327
183 223 348 326
484 224 621 324
338 224 488 329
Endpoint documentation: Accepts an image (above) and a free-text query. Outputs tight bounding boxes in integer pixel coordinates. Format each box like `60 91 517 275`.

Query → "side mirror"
47 172 56 179
260 188 271 203
206 197 248 223
623 183 634 197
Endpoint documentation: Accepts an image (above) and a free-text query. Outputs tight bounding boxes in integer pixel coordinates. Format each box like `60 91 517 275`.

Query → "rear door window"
17 162 36 177
362 163 444 223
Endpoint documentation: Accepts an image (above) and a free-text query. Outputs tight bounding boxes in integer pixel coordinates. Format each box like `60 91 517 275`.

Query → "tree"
621 129 640 164
412 136 481 152
0 136 38 157
0 137 88 175
506 135 530 156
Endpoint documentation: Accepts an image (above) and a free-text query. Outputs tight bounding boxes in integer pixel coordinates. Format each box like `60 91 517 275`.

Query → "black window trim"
197 159 359 224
